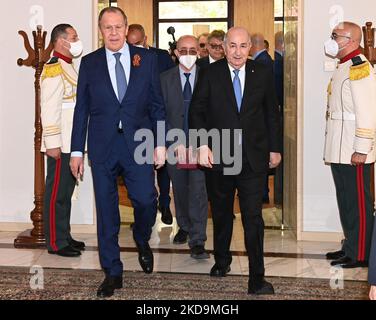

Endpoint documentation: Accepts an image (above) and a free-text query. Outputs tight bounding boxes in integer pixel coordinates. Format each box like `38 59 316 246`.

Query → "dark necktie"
183 73 192 139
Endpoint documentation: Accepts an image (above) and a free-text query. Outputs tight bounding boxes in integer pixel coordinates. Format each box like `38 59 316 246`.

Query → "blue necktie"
183 73 192 139
233 69 242 112
114 52 127 103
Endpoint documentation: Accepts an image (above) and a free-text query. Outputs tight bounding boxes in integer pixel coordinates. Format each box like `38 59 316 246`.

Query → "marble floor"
0 212 369 283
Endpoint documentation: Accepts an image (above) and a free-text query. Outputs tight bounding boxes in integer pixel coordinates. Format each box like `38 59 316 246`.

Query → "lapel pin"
132 54 141 67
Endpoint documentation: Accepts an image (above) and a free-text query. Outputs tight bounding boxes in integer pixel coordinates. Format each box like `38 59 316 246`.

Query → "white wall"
0 0 94 224
303 0 376 232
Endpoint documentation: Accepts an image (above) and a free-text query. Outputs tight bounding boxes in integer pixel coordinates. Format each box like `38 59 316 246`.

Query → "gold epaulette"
350 62 370 81
42 62 63 81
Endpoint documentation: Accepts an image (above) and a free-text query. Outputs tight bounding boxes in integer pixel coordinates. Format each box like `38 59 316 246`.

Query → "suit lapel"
99 48 120 105
125 46 139 101
172 67 184 110
193 65 200 88
220 59 240 115
240 60 257 114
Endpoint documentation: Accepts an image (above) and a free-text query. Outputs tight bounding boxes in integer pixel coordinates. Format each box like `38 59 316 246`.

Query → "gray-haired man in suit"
160 35 209 259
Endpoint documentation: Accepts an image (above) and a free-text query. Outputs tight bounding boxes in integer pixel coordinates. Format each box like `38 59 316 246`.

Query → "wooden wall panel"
117 0 153 45
234 0 275 53
117 0 275 51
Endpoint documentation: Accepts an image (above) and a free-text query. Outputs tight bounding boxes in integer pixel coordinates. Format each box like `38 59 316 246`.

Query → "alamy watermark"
134 121 243 175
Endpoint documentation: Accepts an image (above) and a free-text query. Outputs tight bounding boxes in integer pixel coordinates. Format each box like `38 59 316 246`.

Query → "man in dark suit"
189 27 282 295
250 32 274 204
250 33 274 70
198 32 209 58
160 35 209 259
126 23 174 225
274 31 284 112
273 31 284 207
70 7 167 298
196 30 225 69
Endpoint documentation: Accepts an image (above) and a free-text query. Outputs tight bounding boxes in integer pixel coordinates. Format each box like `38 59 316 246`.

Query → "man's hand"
70 157 84 180
197 145 213 168
370 285 376 300
351 152 367 166
269 152 282 169
46 148 61 160
154 146 167 169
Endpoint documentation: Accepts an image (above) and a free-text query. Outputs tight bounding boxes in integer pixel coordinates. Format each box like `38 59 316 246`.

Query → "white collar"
228 63 246 73
105 42 129 58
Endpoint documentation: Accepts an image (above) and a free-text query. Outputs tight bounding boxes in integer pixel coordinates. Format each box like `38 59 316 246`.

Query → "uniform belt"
62 102 76 110
327 111 355 121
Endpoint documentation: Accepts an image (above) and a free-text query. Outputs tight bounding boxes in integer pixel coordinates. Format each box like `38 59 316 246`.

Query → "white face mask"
64 39 83 57
179 55 197 69
324 38 349 58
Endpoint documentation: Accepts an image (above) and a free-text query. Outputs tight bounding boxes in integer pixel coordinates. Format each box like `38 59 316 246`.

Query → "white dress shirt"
209 55 217 64
228 63 246 96
228 63 246 145
105 43 131 100
179 65 197 91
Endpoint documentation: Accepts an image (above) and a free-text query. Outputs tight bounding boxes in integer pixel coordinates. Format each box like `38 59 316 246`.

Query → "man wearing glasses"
324 21 376 269
160 35 210 259
198 32 209 58
197 30 225 68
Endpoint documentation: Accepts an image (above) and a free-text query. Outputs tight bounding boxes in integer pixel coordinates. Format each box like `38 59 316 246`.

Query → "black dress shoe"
173 229 189 244
97 276 123 298
331 256 368 268
68 238 86 251
159 206 173 225
326 250 345 260
248 279 275 295
330 256 352 266
210 264 231 277
136 244 154 274
341 260 368 268
48 245 81 257
190 245 210 260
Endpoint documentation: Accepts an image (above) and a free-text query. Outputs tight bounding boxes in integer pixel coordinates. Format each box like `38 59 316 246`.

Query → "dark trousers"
205 161 266 283
331 164 375 261
91 133 157 277
157 165 171 208
43 153 76 251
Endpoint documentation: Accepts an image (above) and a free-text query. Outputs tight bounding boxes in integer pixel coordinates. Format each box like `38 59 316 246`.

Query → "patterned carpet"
0 267 370 300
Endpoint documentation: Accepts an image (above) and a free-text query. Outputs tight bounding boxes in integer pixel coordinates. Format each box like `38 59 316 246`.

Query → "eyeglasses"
331 33 351 41
209 44 223 50
177 49 198 55
199 43 206 48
